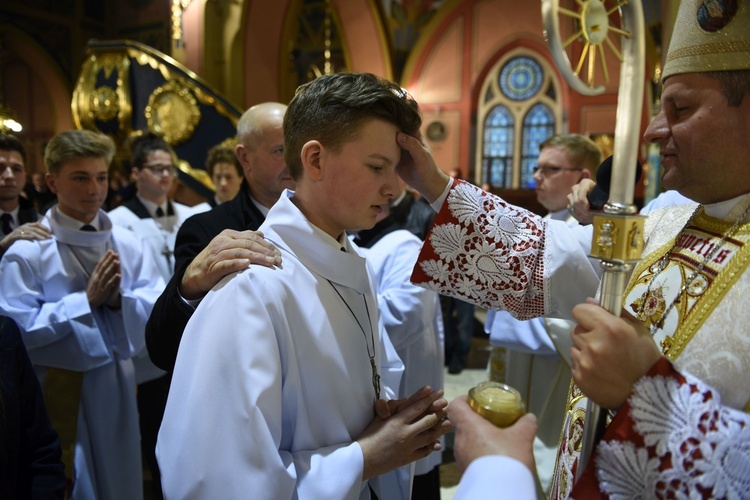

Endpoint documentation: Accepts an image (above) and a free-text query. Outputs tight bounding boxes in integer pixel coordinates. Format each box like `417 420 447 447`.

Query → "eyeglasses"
140 164 176 176
532 166 582 177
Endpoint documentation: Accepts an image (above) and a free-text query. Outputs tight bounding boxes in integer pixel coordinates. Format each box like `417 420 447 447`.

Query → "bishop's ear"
300 140 324 181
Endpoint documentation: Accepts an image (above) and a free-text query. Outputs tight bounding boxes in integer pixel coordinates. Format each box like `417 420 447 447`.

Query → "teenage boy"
0 129 164 500
157 73 451 499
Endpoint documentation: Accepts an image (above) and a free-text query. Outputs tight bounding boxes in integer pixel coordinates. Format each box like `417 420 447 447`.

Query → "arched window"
483 105 514 187
521 103 555 188
476 51 561 189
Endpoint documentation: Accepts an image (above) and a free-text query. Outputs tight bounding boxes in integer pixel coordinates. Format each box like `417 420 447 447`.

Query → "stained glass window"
521 103 555 188
499 56 543 101
478 51 559 190
483 105 514 187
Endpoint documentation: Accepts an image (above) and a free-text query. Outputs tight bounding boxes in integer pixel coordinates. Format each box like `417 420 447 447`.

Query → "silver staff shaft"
577 2 646 480
577 258 633 479
541 0 648 483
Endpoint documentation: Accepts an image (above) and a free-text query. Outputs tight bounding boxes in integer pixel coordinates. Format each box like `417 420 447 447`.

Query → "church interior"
1 0 683 498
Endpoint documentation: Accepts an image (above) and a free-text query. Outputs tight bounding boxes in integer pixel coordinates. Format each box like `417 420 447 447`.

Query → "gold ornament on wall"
72 39 243 199
145 80 201 144
72 51 132 137
90 86 120 122
426 120 447 142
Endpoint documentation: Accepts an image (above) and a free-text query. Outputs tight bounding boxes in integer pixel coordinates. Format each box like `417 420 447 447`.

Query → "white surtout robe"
412 180 750 499
158 191 407 500
108 200 203 383
359 229 444 477
0 207 164 500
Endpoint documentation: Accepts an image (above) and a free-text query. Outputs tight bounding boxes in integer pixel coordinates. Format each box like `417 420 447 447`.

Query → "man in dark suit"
0 315 66 499
146 102 291 371
0 133 49 258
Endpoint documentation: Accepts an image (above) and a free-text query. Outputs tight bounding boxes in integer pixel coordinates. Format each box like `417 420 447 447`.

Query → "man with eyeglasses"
483 133 601 494
532 134 600 215
109 132 208 281
107 130 207 499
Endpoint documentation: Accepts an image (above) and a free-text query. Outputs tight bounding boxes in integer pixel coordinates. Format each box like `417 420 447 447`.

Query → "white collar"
137 194 168 218
548 208 570 222
50 206 112 247
703 192 750 222
249 194 271 218
309 222 348 253
260 190 371 293
55 207 102 231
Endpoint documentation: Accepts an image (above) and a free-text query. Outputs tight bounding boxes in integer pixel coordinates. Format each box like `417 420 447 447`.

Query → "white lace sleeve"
593 359 750 499
411 180 599 320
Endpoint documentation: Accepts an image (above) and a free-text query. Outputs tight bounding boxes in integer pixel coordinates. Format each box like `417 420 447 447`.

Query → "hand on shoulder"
180 229 281 300
0 221 51 256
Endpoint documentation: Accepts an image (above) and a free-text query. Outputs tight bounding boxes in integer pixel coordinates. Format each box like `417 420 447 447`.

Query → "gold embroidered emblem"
632 286 667 329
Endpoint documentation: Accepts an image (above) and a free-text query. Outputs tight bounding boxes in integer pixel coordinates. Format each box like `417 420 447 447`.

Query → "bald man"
145 103 293 371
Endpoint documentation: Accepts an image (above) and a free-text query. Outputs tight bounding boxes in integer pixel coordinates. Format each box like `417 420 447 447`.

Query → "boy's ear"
45 173 58 194
300 140 324 181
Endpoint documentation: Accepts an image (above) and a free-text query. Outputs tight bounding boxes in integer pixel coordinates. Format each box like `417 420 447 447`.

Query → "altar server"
0 129 164 500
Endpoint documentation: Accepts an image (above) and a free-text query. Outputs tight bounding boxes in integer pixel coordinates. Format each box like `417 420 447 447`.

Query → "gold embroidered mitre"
663 0 750 80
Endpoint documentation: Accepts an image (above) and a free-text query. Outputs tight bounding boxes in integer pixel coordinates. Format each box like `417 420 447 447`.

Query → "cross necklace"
154 212 175 273
327 279 381 402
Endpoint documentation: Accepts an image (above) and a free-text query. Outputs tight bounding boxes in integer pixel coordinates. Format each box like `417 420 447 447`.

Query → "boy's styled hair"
0 133 27 163
44 129 115 175
283 72 422 180
128 131 176 170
